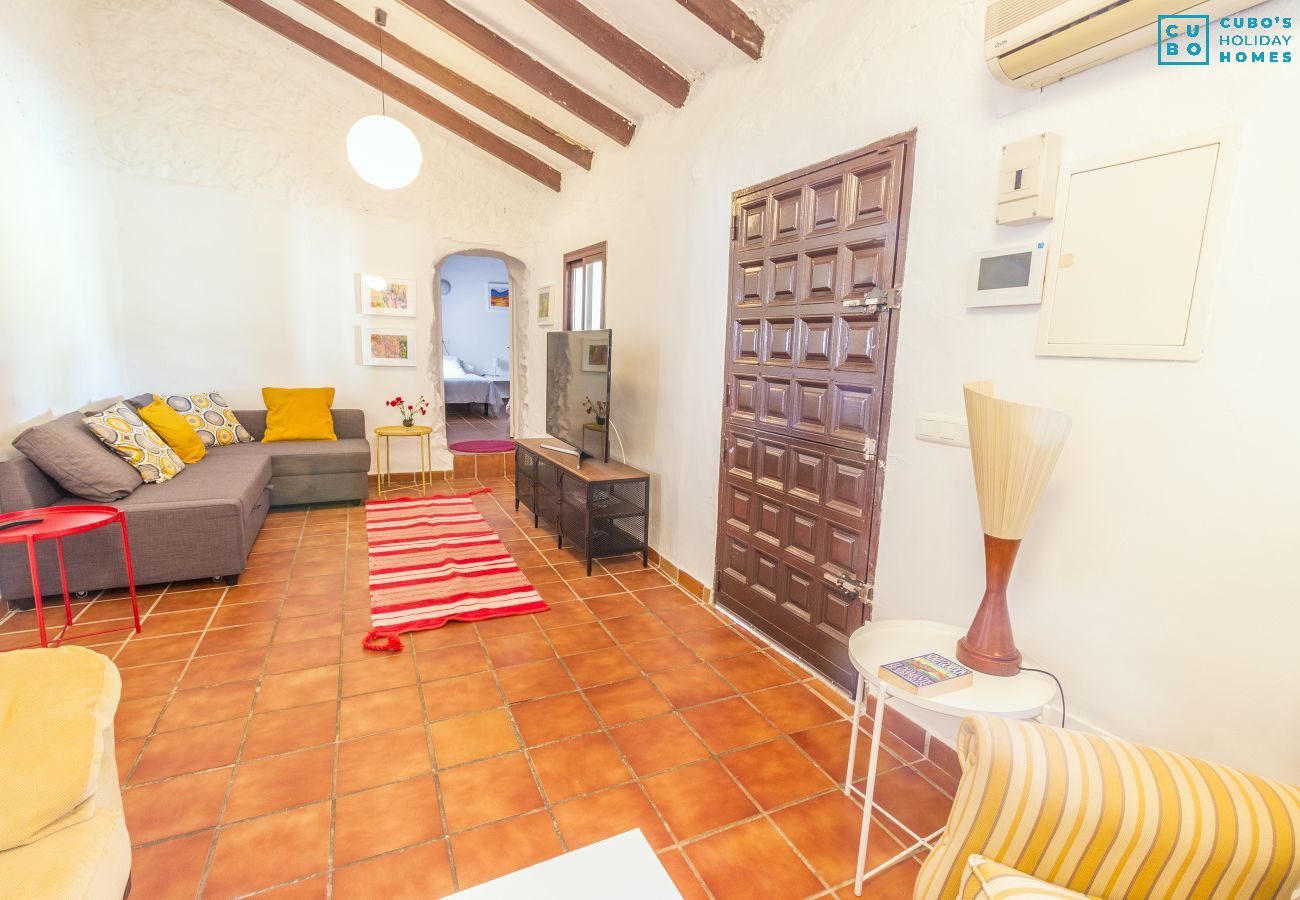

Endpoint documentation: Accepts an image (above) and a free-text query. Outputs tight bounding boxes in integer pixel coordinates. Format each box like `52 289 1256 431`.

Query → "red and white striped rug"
360 489 548 652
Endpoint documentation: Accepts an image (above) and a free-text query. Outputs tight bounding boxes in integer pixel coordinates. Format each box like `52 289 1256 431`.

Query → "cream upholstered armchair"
915 715 1300 900
0 646 132 899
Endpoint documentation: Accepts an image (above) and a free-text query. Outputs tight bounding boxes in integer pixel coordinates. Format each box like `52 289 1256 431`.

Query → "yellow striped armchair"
915 716 1300 900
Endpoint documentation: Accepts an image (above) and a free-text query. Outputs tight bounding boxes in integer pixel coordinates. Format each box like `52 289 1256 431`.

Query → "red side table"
0 506 142 649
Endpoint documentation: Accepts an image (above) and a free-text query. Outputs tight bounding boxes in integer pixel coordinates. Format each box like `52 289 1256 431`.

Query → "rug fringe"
366 487 491 507
361 630 404 652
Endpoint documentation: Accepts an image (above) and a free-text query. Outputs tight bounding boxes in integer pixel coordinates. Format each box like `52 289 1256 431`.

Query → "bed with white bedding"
443 356 505 414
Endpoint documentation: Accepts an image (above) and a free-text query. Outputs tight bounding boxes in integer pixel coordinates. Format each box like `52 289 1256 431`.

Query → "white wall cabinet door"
1037 129 1238 360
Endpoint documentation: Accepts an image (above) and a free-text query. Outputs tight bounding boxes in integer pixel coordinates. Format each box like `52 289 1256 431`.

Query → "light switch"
915 413 970 448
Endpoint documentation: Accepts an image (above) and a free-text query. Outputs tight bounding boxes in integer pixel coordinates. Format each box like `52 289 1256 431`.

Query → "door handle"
841 287 901 314
823 571 873 604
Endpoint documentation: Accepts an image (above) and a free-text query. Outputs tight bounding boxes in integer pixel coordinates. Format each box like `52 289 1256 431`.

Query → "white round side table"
845 619 1056 895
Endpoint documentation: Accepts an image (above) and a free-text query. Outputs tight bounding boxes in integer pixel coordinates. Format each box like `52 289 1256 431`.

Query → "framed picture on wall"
580 335 609 372
537 285 554 326
362 326 417 366
487 281 510 311
358 274 416 318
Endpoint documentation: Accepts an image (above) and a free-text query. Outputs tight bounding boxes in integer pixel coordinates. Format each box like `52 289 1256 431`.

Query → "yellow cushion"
0 647 120 853
262 387 337 442
136 395 206 464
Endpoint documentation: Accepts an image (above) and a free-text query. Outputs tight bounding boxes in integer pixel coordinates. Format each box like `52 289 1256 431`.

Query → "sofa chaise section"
0 450 271 606
0 407 369 608
230 408 370 506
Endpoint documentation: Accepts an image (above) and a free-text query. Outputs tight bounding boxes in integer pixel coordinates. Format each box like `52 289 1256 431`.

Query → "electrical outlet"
915 413 970 448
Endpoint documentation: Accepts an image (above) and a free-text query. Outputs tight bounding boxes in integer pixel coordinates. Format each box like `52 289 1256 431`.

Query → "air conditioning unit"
986 0 1258 88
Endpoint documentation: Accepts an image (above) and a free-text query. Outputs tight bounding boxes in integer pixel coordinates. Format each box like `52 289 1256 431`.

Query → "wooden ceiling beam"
292 0 592 169
674 0 764 60
397 0 635 146
522 0 689 108
217 0 561 190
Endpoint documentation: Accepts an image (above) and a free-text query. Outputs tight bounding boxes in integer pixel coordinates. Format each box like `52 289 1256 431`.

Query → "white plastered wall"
2 0 1296 782
523 0 1300 782
0 0 556 475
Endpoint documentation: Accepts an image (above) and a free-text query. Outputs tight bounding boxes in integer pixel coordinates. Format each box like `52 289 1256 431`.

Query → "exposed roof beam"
293 0 592 169
674 0 764 60
217 0 561 190
522 0 689 108
396 0 635 146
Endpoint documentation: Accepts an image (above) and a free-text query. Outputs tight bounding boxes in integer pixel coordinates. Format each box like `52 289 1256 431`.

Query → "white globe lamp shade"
347 115 422 190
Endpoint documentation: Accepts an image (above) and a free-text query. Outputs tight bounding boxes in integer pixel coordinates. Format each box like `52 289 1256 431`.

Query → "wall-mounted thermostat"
997 133 1063 225
969 242 1048 308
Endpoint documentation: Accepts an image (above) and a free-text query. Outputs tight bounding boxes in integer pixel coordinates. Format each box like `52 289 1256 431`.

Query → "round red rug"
449 439 516 454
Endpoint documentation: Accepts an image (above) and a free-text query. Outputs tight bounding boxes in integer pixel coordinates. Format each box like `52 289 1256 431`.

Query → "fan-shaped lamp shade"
957 381 1071 676
964 381 1072 540
347 115 423 190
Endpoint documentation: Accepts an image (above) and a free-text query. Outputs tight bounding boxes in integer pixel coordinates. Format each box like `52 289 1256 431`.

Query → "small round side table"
845 619 1056 895
0 506 143 650
374 425 434 495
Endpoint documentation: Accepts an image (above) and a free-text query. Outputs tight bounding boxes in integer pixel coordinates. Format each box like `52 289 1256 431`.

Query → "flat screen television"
545 329 611 463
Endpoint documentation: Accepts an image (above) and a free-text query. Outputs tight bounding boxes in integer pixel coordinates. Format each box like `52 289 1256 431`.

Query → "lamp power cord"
1020 666 1066 728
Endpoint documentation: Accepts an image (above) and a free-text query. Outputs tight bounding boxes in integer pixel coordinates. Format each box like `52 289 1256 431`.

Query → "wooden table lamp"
956 381 1071 676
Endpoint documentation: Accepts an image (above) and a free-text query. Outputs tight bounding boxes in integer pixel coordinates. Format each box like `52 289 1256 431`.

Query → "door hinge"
823 571 874 606
731 215 738 242
841 286 902 315
862 437 877 462
725 382 731 406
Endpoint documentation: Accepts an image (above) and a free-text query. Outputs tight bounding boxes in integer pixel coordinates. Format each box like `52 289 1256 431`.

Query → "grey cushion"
216 439 370 477
124 393 155 409
11 412 142 502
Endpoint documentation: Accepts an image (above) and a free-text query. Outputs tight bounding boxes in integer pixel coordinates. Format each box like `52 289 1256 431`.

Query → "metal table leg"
26 536 48 648
844 673 865 796
849 680 946 894
853 681 889 894
55 536 74 628
119 515 142 634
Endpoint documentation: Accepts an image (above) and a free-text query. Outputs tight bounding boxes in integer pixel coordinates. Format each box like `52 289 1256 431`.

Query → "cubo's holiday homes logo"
1158 14 1294 66
1158 14 1210 64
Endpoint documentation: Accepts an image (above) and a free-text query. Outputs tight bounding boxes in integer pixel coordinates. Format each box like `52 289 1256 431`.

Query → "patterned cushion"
164 392 253 447
82 403 184 484
962 855 1096 899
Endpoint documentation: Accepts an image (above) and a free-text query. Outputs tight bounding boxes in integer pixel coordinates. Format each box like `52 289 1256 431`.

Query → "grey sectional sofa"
0 408 369 609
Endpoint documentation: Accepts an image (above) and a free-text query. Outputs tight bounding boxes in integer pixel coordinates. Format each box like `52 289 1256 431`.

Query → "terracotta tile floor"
0 477 954 899
446 406 510 445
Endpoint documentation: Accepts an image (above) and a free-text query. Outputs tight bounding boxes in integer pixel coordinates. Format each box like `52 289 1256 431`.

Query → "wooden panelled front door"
714 132 915 689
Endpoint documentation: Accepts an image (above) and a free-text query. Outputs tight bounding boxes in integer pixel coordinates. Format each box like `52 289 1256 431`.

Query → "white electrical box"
1037 128 1239 361
997 133 1063 225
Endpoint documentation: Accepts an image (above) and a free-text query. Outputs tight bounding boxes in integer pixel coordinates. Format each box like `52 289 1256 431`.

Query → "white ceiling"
256 0 810 182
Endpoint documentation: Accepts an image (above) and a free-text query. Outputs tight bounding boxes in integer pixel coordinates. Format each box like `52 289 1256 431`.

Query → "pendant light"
347 8 423 190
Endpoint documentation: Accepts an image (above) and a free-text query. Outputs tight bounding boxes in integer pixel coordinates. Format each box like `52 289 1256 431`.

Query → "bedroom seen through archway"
439 254 511 445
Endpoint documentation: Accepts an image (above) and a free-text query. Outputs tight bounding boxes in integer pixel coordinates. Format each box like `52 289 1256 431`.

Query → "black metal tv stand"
514 438 650 576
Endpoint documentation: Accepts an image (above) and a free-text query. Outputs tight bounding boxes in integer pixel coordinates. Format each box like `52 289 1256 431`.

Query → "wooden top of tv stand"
517 438 649 483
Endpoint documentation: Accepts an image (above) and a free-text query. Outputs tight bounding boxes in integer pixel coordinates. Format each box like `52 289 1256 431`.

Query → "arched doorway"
431 249 528 473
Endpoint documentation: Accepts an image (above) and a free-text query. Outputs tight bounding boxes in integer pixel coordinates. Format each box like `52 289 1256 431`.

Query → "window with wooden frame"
563 242 607 330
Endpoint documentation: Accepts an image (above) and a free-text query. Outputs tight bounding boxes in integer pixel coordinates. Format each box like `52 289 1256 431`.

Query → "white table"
845 619 1056 895
448 829 680 899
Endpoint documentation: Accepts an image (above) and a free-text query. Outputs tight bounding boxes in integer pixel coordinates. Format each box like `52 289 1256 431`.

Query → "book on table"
878 653 973 697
